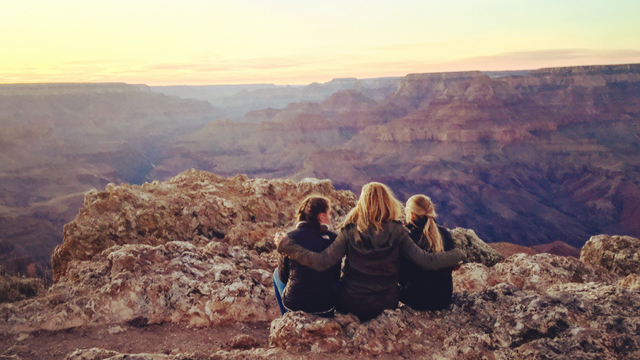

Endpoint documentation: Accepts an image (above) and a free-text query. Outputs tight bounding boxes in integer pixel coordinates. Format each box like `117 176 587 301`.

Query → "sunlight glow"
1 0 639 85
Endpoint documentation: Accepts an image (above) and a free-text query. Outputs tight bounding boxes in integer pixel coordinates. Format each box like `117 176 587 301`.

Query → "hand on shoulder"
274 231 287 247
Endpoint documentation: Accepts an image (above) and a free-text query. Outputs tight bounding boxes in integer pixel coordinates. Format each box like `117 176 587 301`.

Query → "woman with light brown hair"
400 194 456 311
276 182 466 321
274 195 341 318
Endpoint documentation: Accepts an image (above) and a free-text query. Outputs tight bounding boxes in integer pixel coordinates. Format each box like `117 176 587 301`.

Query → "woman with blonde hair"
400 194 456 311
276 182 465 321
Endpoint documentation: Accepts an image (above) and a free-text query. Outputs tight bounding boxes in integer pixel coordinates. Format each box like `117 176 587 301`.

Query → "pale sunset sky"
1 0 639 85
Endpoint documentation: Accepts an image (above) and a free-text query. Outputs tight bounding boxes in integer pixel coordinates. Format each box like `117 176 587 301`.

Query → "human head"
405 194 443 252
342 182 403 233
296 195 331 228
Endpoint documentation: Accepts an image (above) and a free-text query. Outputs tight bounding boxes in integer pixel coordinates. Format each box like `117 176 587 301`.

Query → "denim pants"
272 268 287 315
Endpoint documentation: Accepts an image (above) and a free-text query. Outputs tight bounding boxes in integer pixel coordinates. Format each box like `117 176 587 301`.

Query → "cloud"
451 49 640 70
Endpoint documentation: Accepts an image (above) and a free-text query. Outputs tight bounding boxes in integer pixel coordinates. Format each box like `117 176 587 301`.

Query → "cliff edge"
0 170 638 359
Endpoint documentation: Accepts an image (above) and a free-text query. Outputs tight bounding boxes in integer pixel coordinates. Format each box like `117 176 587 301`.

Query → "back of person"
339 221 406 321
400 220 455 311
400 194 456 311
279 222 340 314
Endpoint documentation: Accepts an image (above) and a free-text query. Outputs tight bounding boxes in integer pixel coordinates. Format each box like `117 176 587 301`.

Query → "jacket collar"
296 221 329 232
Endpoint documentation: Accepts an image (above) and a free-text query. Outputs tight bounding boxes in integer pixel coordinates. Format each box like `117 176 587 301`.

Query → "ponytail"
405 195 443 253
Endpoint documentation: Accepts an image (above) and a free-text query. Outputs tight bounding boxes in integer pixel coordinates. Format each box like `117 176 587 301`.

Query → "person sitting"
400 194 456 311
276 182 466 321
273 195 340 318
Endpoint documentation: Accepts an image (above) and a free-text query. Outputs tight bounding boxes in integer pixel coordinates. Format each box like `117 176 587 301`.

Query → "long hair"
296 195 331 229
341 182 403 236
405 195 444 253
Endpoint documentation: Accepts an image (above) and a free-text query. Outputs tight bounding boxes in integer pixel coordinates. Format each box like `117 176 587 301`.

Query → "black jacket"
400 218 455 311
277 222 340 314
278 220 465 321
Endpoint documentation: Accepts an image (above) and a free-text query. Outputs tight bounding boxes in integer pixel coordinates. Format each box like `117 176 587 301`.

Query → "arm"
277 230 348 272
398 232 466 271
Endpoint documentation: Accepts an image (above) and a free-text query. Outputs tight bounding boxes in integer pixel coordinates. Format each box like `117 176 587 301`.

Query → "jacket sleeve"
277 254 289 284
398 229 466 270
277 230 348 272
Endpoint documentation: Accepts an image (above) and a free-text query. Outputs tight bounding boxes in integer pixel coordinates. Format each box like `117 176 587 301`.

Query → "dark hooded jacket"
277 222 340 314
400 218 455 311
277 220 465 321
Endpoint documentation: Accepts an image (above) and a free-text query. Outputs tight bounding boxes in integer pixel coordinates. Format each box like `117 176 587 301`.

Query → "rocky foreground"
0 170 639 359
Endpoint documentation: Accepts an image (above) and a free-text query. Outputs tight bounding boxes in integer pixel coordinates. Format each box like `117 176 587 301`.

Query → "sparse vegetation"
0 271 44 303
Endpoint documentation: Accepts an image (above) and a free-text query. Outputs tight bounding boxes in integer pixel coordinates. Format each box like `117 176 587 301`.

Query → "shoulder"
437 225 451 237
339 223 356 234
390 220 411 237
286 227 304 240
391 220 409 230
321 230 338 241
437 225 455 249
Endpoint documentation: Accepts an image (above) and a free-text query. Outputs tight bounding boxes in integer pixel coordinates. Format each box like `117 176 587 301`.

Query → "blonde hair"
405 195 444 253
341 182 403 235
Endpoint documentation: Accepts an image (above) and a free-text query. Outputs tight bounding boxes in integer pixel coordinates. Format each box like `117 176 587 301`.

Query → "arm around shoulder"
399 231 466 271
277 231 348 272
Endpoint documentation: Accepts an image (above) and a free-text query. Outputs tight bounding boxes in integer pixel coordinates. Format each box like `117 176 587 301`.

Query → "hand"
274 232 287 247
452 260 464 271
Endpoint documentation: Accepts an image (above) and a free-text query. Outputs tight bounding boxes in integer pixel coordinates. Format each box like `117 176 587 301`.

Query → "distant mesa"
0 82 149 96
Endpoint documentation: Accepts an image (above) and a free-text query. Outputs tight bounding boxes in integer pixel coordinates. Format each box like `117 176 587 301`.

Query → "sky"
1 0 639 85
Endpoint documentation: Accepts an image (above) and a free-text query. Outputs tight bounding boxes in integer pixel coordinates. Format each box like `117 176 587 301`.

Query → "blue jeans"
273 268 287 315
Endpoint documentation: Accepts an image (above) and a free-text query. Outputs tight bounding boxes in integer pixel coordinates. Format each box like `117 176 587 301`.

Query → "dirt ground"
0 321 272 359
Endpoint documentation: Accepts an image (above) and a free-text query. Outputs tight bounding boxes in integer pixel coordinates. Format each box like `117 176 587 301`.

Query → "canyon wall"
153 64 640 248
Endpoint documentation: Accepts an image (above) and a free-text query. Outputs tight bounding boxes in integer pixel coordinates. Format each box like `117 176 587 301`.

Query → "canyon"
1 64 639 278
152 64 640 249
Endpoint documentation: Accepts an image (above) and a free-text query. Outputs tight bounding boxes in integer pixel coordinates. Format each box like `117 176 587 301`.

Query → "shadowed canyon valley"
1 64 640 279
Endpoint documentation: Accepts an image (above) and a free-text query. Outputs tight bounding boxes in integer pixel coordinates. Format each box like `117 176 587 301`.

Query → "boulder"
580 235 640 277
454 253 616 294
450 228 504 267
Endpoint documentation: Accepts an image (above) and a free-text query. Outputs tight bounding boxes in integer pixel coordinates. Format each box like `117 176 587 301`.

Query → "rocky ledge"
0 170 638 359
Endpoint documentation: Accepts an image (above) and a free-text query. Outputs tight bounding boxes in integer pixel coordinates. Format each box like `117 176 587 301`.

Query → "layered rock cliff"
0 171 638 360
150 64 640 249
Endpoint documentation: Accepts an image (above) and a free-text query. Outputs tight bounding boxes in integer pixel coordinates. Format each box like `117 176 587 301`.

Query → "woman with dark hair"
273 195 340 318
276 182 466 321
400 194 456 311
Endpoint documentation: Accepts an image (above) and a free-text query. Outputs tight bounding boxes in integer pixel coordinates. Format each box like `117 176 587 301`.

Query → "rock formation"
52 170 355 282
0 171 355 334
449 228 504 266
0 171 638 359
580 234 640 276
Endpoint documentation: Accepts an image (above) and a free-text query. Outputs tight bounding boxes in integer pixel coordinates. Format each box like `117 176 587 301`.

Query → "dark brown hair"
296 195 331 229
